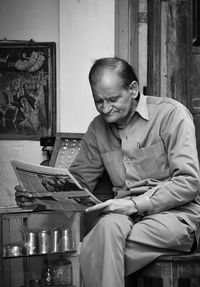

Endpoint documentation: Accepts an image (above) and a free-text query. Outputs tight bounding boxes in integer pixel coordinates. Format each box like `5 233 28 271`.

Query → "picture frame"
193 0 200 46
0 40 56 140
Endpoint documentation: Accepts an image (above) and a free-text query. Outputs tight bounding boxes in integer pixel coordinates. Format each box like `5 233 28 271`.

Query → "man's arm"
69 121 105 192
132 104 200 215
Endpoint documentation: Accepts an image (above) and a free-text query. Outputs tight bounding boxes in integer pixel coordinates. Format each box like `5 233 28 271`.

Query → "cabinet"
0 133 85 287
0 207 84 287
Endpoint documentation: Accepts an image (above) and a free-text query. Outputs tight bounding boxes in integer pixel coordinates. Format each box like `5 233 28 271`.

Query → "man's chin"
103 115 119 124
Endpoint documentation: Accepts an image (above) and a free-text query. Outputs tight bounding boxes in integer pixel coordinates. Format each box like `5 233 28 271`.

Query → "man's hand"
85 198 138 216
15 185 37 209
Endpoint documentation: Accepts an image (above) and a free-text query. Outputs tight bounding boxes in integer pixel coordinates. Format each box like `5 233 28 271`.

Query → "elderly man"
16 58 200 287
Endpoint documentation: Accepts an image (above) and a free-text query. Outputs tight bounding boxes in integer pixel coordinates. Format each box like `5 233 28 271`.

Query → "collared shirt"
69 94 200 237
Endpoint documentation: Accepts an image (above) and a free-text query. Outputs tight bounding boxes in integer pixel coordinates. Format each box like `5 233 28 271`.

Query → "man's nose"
102 102 112 114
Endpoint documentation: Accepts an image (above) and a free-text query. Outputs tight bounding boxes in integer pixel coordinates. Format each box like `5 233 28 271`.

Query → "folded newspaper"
11 159 102 209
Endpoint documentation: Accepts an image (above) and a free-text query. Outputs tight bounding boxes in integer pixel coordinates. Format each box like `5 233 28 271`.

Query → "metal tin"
61 227 74 252
38 229 51 254
4 242 25 257
25 231 37 255
51 228 61 253
3 246 6 257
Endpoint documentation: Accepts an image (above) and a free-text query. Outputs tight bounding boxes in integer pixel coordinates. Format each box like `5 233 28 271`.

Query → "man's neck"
117 97 138 129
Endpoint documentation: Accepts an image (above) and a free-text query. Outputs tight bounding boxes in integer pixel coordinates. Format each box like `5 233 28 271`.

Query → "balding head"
89 57 138 90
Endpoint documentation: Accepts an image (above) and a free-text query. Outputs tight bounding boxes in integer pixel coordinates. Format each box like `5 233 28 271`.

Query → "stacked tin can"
22 226 74 255
61 227 74 252
38 229 51 254
51 227 62 253
51 226 74 253
23 228 38 255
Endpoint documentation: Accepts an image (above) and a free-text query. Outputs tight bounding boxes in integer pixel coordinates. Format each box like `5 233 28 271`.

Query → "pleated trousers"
79 212 194 287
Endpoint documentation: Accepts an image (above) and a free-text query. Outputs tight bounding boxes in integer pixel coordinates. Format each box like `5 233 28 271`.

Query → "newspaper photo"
11 159 102 206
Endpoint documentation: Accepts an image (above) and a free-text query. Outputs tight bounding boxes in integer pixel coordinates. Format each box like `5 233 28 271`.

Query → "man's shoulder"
87 115 110 135
145 95 193 122
90 114 106 126
146 95 186 110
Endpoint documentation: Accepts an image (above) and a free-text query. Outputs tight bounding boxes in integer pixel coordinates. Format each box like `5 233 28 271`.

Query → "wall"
0 0 59 42
59 0 115 133
0 0 59 206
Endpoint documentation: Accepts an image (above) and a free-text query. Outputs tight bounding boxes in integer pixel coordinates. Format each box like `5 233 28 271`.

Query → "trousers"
78 212 195 287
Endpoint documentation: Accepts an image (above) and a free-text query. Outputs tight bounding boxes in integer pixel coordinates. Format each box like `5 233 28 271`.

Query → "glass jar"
51 256 73 286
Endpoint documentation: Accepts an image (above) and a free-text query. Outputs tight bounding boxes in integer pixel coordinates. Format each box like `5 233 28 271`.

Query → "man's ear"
129 81 139 99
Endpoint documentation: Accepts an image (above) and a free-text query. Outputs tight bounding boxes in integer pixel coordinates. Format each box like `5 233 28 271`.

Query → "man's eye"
95 100 102 105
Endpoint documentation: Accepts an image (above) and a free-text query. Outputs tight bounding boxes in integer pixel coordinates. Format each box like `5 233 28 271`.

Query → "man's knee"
80 214 132 255
94 213 132 236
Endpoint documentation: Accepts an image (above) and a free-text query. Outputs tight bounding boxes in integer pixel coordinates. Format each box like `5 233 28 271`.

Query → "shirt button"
125 158 131 164
127 181 133 186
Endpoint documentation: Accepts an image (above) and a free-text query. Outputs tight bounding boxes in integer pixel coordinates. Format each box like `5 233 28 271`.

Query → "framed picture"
0 40 56 140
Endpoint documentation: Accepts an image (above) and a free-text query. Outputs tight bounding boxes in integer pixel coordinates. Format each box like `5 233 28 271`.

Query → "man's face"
91 72 135 125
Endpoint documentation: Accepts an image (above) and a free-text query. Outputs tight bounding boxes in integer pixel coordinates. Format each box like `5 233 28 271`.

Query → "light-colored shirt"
69 94 200 240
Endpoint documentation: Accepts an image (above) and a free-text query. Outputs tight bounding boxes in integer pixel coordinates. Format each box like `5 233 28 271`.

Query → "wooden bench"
126 253 200 287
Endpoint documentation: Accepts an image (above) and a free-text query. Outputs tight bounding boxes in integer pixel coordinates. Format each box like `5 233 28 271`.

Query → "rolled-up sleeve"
69 122 105 192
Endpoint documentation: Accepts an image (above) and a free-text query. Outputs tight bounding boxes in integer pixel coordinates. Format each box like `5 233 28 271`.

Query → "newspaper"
11 159 102 207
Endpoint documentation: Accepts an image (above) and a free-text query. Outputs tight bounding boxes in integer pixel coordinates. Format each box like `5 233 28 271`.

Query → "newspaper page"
11 159 101 205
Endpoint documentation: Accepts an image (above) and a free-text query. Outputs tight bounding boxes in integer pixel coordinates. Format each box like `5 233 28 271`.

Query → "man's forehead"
94 70 120 87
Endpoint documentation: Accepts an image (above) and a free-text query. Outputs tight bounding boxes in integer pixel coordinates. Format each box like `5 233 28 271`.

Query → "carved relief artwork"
0 41 56 140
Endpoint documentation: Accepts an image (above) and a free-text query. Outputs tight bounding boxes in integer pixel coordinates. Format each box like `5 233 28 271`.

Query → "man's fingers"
22 201 36 207
85 201 109 213
130 186 149 193
17 200 32 207
16 197 37 208
15 191 33 198
14 184 24 192
16 196 34 203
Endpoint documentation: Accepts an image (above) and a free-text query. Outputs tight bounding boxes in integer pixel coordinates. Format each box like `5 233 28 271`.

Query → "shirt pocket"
101 150 125 186
135 139 170 180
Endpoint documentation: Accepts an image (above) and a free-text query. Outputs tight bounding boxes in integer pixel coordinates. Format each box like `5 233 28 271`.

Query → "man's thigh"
125 212 195 275
128 212 194 251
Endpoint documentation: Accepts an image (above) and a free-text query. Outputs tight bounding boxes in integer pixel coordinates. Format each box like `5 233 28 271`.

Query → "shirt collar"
135 93 149 121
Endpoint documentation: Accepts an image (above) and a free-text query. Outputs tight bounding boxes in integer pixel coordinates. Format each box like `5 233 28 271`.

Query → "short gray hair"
89 57 139 89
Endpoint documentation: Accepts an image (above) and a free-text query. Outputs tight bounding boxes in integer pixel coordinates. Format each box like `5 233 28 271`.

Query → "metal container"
38 229 51 254
61 227 74 252
4 242 25 257
51 227 61 253
25 231 37 255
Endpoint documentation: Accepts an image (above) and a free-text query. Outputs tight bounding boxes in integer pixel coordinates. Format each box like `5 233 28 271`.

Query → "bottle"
42 261 53 286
